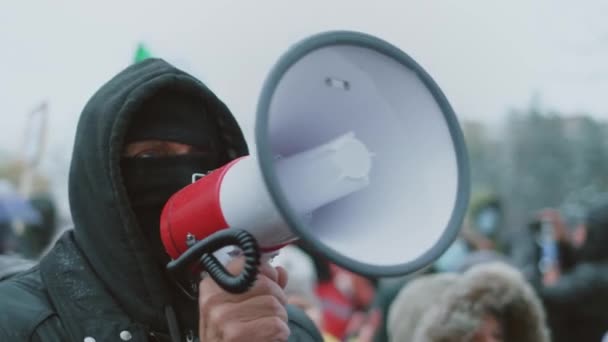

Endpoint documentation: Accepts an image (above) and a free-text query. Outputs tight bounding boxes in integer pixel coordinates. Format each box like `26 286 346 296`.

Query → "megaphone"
161 31 470 293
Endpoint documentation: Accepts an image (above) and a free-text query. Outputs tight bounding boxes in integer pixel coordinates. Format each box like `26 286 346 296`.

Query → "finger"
240 273 288 305
205 295 288 328
199 288 288 341
225 255 246 275
275 266 288 289
222 317 291 342
217 255 281 286
259 261 279 283
200 273 288 309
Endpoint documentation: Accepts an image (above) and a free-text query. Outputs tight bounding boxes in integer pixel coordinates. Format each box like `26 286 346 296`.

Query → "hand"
198 257 290 341
542 265 561 286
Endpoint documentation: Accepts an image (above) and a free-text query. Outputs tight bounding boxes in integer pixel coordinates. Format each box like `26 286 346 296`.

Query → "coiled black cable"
166 229 260 294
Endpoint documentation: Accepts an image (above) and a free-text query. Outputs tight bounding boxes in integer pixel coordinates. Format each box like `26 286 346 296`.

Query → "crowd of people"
272 200 608 342
0 58 607 341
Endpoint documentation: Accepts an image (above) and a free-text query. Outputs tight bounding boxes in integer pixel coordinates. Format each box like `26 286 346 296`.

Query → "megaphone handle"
200 247 259 294
167 229 261 294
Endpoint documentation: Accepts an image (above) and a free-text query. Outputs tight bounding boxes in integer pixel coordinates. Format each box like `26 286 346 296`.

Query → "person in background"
16 194 58 259
274 245 382 342
387 273 459 342
456 249 511 273
0 188 42 282
314 262 377 340
370 267 434 342
537 202 608 342
504 208 569 284
274 245 342 342
388 262 549 342
433 235 471 273
466 196 505 252
342 308 382 342
295 239 378 340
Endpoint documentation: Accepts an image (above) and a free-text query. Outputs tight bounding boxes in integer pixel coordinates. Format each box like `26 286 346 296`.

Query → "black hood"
68 59 248 328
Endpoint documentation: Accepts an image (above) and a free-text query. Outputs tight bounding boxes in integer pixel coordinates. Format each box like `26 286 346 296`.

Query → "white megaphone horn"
162 31 470 293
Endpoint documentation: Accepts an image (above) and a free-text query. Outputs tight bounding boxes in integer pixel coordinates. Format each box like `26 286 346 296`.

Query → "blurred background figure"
15 193 57 259
291 240 379 341
434 193 507 274
535 202 608 342
0 180 57 260
387 273 459 342
388 262 549 342
0 99 59 279
433 236 471 273
274 245 382 342
0 179 42 253
370 268 433 342
456 249 511 273
273 245 326 336
0 179 41 279
503 208 567 282
465 193 505 251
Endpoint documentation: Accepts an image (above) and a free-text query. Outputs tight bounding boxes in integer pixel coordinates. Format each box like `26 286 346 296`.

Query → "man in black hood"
0 59 321 341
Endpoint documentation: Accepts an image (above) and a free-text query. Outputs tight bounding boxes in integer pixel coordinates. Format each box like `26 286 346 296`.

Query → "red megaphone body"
160 132 372 263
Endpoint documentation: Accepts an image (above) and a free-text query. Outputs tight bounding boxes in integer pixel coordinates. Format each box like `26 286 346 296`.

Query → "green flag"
133 43 153 63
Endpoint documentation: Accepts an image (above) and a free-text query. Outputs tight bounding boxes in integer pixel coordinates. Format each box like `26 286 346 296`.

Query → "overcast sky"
1 1 607 215
2 1 608 153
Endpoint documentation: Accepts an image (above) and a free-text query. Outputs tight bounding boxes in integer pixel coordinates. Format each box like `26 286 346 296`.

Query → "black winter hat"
125 89 219 149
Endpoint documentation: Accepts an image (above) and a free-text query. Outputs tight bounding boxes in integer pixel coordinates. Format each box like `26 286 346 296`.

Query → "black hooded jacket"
0 59 321 342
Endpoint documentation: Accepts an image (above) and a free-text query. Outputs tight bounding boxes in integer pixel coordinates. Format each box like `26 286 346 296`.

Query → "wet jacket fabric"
0 59 322 342
0 254 35 281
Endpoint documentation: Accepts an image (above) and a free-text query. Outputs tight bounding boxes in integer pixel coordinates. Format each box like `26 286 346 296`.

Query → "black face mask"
121 155 219 265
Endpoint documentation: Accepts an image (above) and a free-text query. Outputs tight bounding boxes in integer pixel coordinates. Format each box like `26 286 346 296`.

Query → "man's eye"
134 149 165 158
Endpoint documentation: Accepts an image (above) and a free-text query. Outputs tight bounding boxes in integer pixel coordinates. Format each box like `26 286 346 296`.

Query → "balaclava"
120 88 224 266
